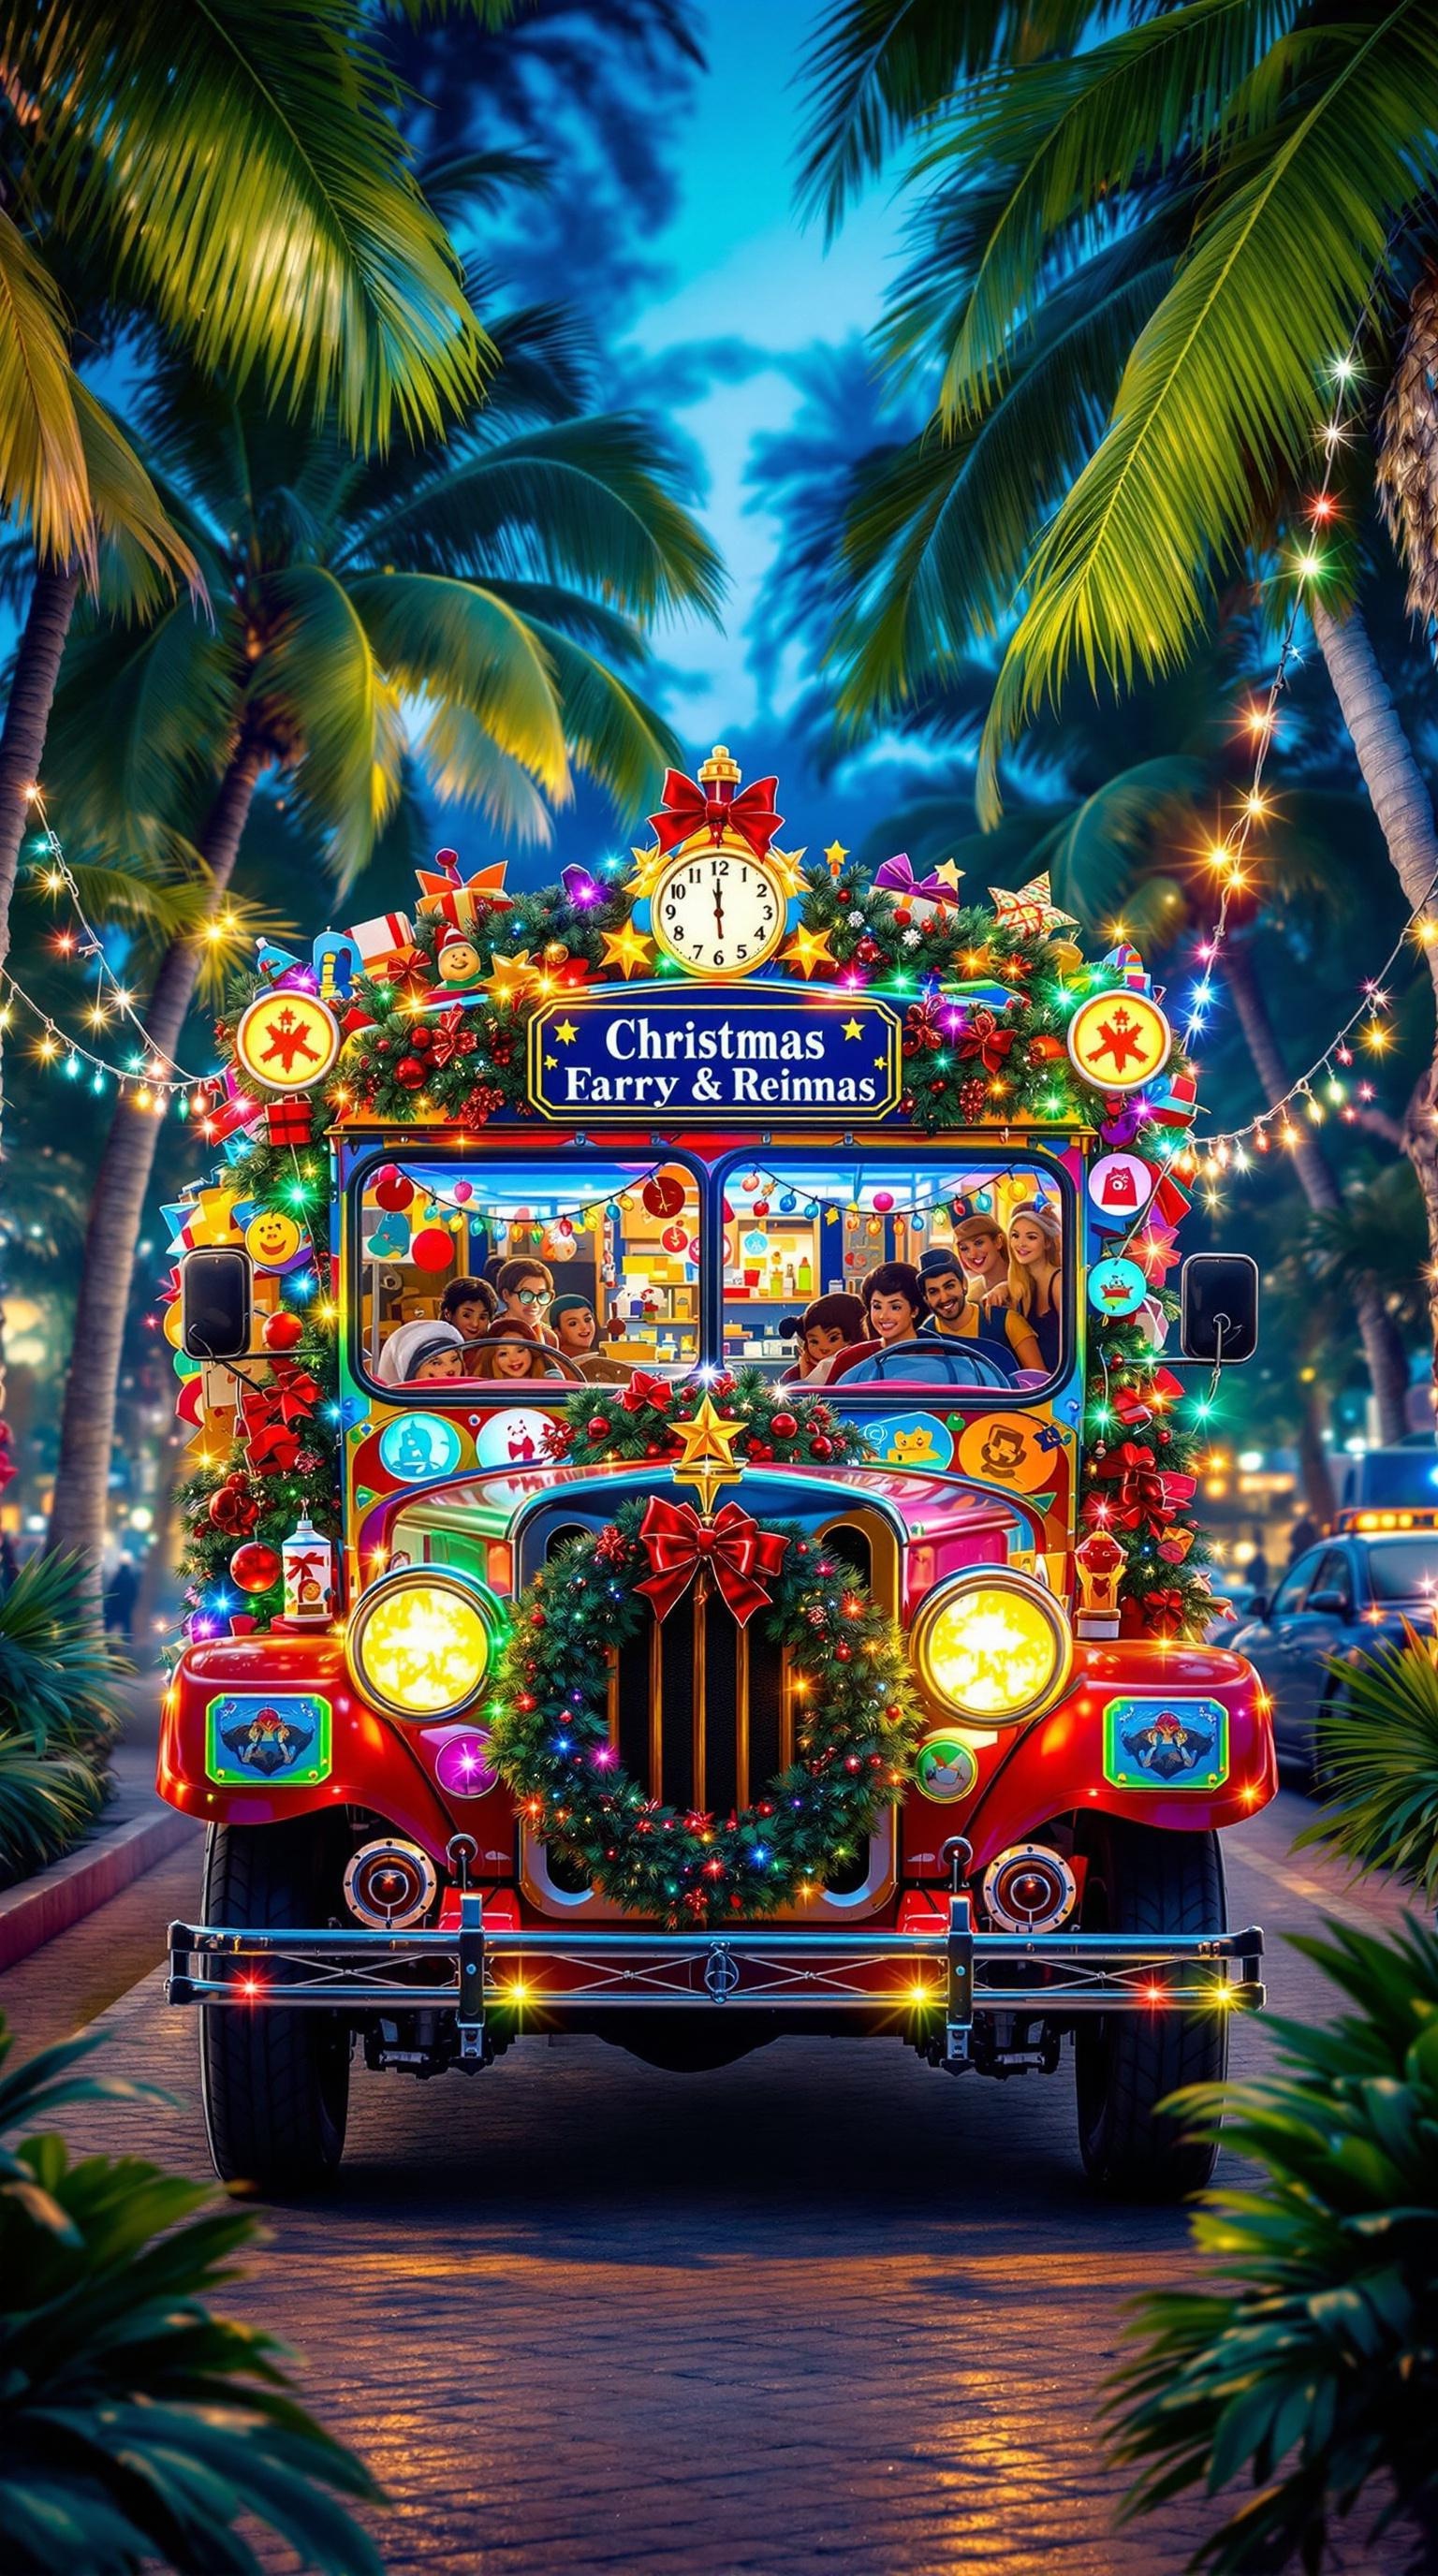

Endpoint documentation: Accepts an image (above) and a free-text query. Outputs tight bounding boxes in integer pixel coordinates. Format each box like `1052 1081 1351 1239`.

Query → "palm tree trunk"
1224 935 1412 1443
1296 1385 1339 1529
47 743 264 1571
1311 595 1438 1398
0 563 81 976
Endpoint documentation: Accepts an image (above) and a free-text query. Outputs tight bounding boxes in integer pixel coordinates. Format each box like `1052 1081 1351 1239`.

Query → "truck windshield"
356 1156 702 1390
725 1153 1066 1393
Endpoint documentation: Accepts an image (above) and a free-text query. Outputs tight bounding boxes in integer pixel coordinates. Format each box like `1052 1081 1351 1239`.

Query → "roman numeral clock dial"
650 850 786 977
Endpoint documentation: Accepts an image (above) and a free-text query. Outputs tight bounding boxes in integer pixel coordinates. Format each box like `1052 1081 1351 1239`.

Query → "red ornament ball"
770 1411 798 1441
410 1227 454 1272
587 1415 611 1439
752 1199 770 1219
810 1434 834 1459
834 1642 853 1662
642 1173 685 1219
229 1541 282 1594
261 1310 304 1353
374 1169 414 1212
395 1055 426 1089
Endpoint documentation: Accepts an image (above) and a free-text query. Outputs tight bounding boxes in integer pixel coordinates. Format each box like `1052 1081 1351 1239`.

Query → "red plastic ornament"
810 1435 834 1459
261 1310 304 1353
374 1169 414 1212
395 1056 426 1089
752 1199 770 1220
588 1415 611 1439
410 1227 454 1272
770 1411 798 1440
229 1541 282 1594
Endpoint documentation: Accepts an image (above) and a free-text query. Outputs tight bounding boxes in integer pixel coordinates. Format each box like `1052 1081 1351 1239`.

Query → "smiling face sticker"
244 1209 307 1273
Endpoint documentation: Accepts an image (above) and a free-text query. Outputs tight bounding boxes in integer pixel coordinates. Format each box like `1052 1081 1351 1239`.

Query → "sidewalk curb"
0 1808 199 1976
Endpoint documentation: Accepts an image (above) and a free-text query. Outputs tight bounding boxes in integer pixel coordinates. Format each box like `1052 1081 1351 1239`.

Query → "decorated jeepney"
162 747 1271 2197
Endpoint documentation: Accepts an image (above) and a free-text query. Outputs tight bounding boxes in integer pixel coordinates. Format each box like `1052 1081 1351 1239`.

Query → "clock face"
652 851 785 976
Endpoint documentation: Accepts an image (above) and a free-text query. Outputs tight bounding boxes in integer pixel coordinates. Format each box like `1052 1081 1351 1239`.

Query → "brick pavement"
18 1789 1403 2576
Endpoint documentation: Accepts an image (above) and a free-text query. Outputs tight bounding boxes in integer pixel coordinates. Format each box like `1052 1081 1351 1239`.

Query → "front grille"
609 1580 788 1813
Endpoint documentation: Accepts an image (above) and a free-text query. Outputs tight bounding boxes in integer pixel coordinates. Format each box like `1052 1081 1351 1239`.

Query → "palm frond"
920 0 1297 424
0 1745 106 1892
339 415 725 620
415 704 556 844
1029 754 1206 932
522 618 680 818
0 207 91 572
977 9 1438 819
257 566 401 890
0 1552 128 1764
13 0 488 447
794 0 1098 233
347 568 569 798
74 381 202 613
1298 1629 1438 1903
41 603 241 852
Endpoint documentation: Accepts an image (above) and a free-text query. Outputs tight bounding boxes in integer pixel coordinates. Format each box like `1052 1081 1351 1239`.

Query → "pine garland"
1081 1304 1217 1638
541 1367 871 1471
486 1501 919 1926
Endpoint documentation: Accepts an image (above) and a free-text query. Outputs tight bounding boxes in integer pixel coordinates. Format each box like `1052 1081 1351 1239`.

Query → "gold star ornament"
668 1392 745 1515
482 948 540 1007
600 920 653 980
781 923 837 980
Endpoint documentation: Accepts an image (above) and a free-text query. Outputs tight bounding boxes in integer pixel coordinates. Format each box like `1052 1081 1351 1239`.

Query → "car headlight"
911 1568 1071 1726
347 1569 503 1721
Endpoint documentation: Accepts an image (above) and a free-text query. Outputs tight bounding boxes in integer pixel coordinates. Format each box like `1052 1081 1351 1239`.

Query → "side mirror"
1180 1252 1258 1364
180 1246 253 1360
1307 1588 1351 1619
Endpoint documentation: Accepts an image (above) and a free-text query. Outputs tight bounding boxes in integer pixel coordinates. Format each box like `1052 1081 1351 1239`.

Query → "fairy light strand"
23 785 209 1083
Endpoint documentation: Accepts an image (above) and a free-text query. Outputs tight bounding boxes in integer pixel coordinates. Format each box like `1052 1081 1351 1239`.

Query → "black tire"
1074 1816 1227 2200
199 1819 350 2195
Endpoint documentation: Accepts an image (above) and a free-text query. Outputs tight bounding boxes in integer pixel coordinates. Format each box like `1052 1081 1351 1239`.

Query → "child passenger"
441 1275 497 1342
782 1292 867 1383
468 1327 560 1383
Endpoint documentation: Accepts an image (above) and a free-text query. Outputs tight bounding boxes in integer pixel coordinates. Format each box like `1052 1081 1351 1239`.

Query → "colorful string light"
23 786 212 1086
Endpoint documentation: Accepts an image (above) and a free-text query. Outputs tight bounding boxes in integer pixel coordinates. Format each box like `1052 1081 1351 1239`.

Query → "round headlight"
911 1569 1071 1726
347 1569 501 1721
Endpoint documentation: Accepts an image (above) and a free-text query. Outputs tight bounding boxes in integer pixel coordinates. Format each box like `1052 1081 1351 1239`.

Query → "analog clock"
650 849 786 977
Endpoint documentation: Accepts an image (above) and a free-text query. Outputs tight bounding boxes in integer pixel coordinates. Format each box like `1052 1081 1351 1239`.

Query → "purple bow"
873 853 958 905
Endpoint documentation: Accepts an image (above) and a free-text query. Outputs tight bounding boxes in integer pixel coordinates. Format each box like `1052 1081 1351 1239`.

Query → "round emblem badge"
1088 1255 1149 1318
242 1208 308 1273
1066 989 1171 1094
914 1734 978 1803
235 989 341 1093
377 1412 465 1482
954 1412 1059 1494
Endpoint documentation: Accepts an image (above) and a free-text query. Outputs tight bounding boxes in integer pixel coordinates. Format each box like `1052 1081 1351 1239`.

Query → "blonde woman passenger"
1006 1200 1063 1373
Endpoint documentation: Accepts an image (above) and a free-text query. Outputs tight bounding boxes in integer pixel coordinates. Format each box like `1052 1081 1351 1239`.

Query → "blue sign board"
526 987 903 1124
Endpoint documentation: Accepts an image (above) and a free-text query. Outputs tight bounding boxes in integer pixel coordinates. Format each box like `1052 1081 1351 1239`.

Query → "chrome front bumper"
168 1899 1265 2066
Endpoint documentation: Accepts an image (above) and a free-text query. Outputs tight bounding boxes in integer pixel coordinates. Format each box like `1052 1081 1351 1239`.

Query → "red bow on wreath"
429 1006 478 1068
1084 1441 1196 1533
635 1496 788 1626
240 1361 319 1477
620 1369 673 1414
902 999 945 1059
957 1007 1015 1075
648 768 782 859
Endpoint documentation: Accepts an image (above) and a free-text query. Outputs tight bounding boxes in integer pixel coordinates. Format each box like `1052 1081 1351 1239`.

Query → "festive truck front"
161 747 1271 2197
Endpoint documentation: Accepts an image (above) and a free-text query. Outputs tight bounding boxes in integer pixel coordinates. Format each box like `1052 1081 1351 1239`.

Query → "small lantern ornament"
1073 1527 1125 1639
282 1514 334 1626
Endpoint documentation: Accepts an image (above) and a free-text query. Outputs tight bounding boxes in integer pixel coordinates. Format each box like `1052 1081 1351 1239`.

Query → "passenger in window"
917 1249 969 1336
495 1257 558 1345
781 1292 867 1383
1006 1202 1063 1373
375 1319 471 1386
550 1294 598 1362
441 1275 497 1344
862 1262 926 1347
468 1329 560 1382
950 1208 1042 1372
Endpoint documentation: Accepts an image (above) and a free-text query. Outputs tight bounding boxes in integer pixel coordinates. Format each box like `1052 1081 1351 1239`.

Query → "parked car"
1228 1524 1438 1778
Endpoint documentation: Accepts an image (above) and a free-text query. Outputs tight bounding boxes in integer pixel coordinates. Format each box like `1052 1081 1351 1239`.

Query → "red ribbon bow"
619 1369 673 1414
1141 1588 1187 1637
1087 1441 1196 1534
429 1006 478 1069
957 1007 1016 1075
648 769 783 859
635 1497 788 1627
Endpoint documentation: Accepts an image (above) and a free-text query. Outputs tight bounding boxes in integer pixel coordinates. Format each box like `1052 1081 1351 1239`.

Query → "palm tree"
0 0 491 983
40 320 722 1561
800 0 1438 1372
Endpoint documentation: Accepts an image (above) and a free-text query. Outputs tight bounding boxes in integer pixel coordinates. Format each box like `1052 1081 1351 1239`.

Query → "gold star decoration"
600 920 653 980
668 1392 745 1516
931 858 965 893
824 839 849 879
781 923 837 980
553 1017 579 1044
842 1017 864 1040
482 948 539 1007
626 842 666 901
766 842 807 900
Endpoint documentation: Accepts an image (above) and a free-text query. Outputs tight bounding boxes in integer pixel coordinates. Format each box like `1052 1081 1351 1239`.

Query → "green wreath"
486 1500 919 1928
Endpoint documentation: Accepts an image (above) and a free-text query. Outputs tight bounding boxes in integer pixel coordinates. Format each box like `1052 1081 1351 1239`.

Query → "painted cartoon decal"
1103 1696 1228 1791
206 1692 332 1786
